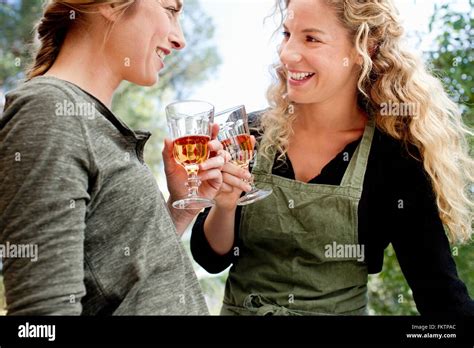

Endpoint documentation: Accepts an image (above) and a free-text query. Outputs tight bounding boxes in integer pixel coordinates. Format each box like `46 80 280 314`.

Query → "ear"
97 3 119 22
350 47 364 66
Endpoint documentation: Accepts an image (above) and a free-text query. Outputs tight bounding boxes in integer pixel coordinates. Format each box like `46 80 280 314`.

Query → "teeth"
155 48 165 60
289 71 315 80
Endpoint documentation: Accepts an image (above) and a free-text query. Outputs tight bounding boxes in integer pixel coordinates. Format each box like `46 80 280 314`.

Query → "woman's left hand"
162 123 229 206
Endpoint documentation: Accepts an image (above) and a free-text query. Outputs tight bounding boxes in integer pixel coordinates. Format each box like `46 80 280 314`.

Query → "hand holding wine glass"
166 100 227 210
163 122 230 207
215 105 272 206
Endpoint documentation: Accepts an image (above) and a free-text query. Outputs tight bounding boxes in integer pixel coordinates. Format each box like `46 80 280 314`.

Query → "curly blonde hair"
262 0 473 244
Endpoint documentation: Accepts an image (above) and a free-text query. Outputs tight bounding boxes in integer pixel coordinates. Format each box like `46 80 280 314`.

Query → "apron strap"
340 116 376 189
252 142 277 175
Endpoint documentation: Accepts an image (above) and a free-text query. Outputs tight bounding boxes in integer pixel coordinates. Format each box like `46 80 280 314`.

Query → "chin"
288 92 312 104
128 74 158 87
143 76 158 87
143 73 159 87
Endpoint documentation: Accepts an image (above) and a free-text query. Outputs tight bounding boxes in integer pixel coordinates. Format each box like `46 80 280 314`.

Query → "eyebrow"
283 23 327 36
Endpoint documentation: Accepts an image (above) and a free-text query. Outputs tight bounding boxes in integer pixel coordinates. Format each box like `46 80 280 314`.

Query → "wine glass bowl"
173 134 210 175
220 133 254 168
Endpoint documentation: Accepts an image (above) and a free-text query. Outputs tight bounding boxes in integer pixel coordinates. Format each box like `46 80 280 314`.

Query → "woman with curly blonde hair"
191 0 474 315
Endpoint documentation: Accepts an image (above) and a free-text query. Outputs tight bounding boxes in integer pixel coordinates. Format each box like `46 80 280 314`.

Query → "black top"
191 112 474 315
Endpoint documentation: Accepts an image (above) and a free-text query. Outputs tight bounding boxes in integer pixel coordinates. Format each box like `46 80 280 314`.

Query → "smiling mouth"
288 71 315 81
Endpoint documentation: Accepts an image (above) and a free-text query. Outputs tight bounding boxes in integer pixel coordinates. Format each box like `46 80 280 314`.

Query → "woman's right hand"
214 162 252 210
213 135 256 210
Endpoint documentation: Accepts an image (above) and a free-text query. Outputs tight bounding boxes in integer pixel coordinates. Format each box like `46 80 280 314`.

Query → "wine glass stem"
242 165 257 190
248 175 256 189
185 172 201 198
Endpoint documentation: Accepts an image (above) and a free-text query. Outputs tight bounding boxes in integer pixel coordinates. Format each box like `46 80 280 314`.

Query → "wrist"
167 198 197 219
214 200 238 213
166 198 198 236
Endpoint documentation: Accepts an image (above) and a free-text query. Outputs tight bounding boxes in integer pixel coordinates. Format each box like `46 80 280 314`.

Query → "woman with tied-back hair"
0 0 239 315
191 0 474 315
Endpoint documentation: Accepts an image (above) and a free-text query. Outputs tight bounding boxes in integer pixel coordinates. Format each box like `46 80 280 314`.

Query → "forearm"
203 205 237 255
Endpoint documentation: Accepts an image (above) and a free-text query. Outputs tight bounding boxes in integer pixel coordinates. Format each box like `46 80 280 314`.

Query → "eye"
166 6 179 14
282 31 290 39
306 36 321 43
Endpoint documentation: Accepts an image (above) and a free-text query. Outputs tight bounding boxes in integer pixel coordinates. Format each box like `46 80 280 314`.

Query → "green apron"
221 117 376 316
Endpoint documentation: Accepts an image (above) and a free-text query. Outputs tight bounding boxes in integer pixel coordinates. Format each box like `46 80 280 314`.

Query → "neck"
44 31 121 108
294 88 367 135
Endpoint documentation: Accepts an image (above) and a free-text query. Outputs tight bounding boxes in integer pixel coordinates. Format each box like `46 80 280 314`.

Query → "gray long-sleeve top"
0 76 208 315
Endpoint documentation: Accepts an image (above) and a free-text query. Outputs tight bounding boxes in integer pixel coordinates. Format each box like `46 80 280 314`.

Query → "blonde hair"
26 0 137 79
263 0 473 244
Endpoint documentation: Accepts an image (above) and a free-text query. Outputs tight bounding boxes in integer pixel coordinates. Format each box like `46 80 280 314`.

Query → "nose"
279 39 302 65
170 21 186 50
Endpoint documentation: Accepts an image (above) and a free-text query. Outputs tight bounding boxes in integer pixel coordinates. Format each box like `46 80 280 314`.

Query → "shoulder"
0 77 94 159
370 125 435 200
247 109 267 125
1 77 92 132
4 76 85 108
372 126 423 171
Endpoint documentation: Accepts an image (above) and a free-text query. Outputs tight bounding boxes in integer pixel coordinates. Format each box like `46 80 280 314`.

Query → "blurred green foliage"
428 1 474 126
0 0 44 90
368 245 417 315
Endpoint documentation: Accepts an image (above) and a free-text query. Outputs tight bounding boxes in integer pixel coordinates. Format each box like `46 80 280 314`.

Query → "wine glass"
215 105 272 206
166 100 216 210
